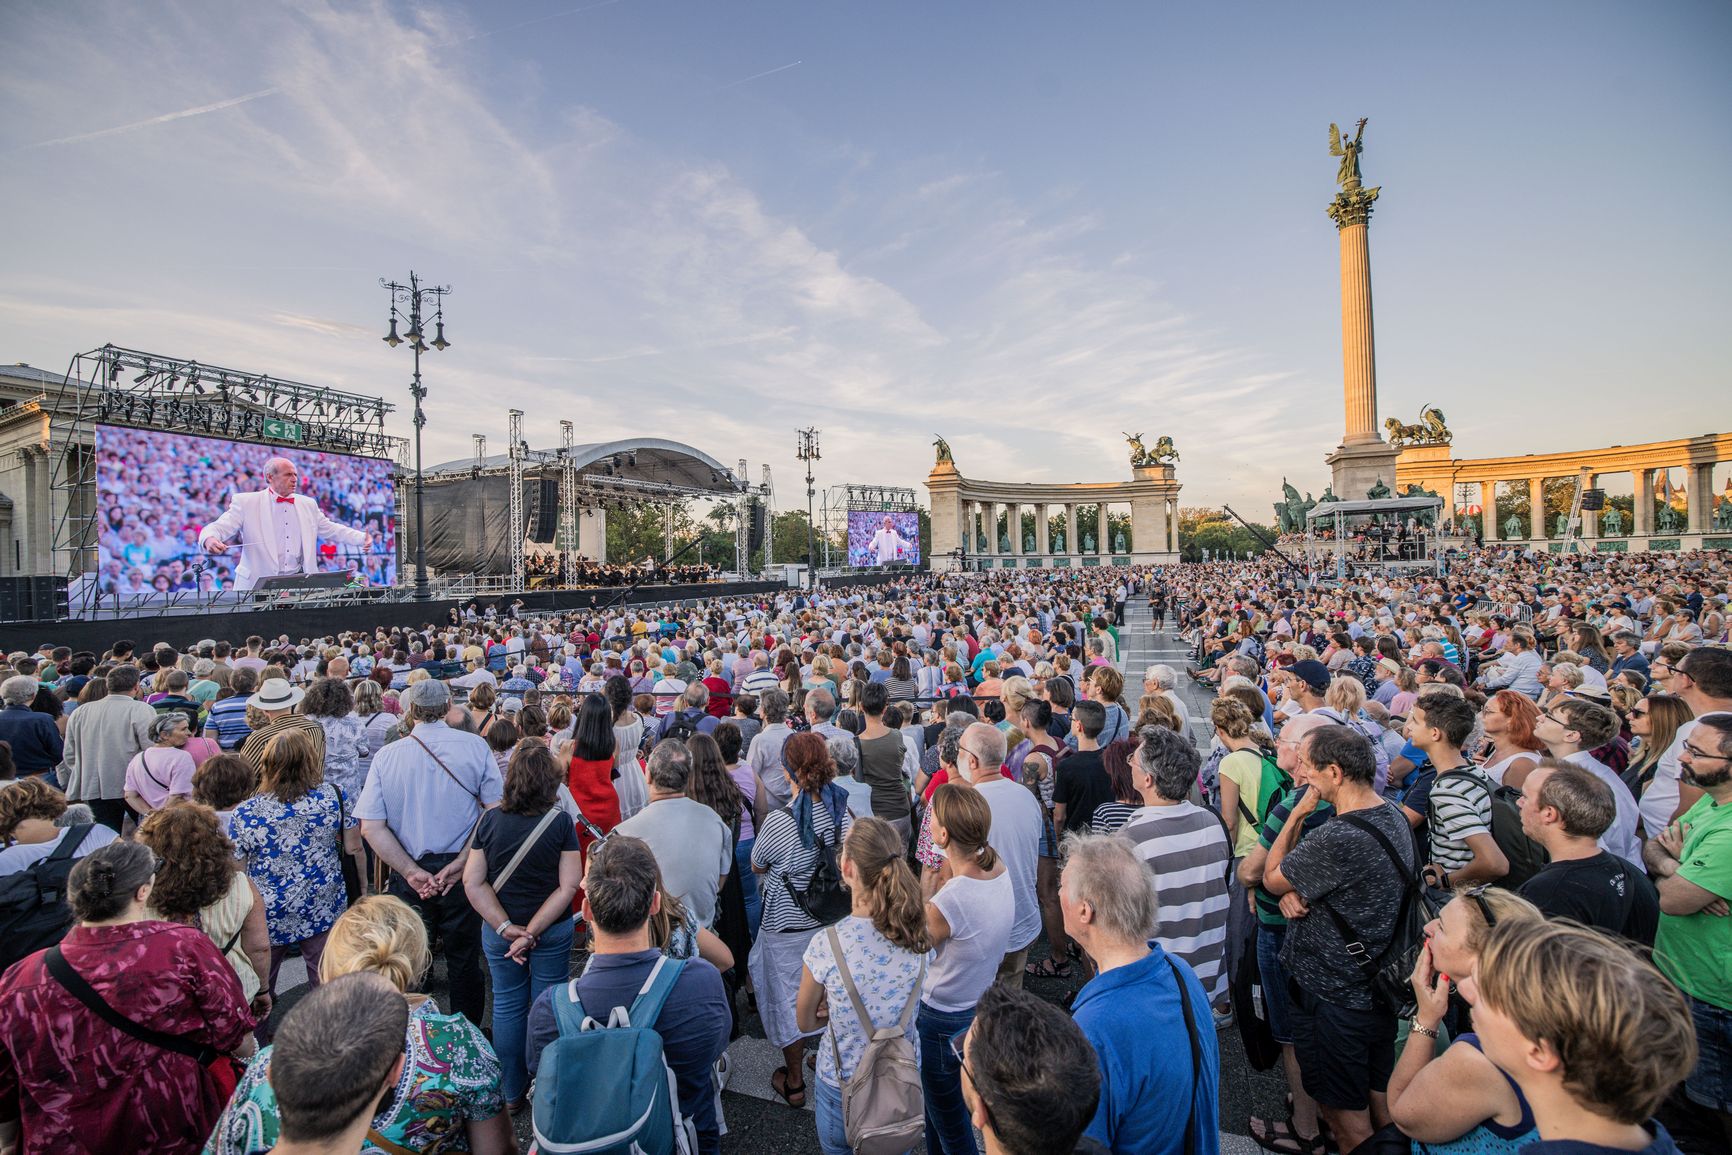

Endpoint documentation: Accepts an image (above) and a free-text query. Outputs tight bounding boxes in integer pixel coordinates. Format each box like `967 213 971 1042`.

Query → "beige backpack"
825 925 927 1155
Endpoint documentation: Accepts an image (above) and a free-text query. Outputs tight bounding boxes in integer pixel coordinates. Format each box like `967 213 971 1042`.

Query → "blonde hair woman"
205 896 514 1155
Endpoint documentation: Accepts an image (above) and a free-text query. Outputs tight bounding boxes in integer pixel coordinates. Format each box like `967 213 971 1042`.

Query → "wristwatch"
1409 1020 1440 1039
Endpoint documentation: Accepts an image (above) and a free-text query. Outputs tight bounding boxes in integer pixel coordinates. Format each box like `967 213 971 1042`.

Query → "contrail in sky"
15 87 282 152
714 60 803 93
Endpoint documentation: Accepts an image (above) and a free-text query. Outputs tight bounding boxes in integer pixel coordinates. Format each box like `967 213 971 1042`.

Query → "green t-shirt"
1254 789 1335 927
1655 793 1732 1009
1220 749 1267 858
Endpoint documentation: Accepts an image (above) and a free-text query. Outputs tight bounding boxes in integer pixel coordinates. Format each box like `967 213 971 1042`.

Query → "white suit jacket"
198 490 369 591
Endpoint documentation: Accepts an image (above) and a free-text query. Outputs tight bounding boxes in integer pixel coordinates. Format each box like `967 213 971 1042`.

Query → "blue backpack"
531 956 696 1155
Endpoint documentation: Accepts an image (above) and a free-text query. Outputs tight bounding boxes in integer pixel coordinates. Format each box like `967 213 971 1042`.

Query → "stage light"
108 360 122 383
384 317 401 347
134 371 152 384
430 320 450 351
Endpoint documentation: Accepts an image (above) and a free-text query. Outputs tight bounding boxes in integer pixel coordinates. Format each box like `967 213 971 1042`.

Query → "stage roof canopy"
427 436 739 495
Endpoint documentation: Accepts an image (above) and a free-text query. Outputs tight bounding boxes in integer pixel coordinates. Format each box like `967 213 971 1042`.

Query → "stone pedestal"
926 461 963 570
1326 440 1401 504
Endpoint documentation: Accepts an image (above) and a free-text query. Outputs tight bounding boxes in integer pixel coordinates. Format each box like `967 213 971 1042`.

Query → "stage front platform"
0 580 786 653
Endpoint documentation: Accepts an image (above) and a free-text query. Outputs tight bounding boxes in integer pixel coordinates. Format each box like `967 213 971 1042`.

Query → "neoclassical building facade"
926 453 1182 570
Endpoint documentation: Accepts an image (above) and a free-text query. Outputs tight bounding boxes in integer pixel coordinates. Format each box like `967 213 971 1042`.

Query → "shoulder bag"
489 808 561 894
1318 808 1436 1018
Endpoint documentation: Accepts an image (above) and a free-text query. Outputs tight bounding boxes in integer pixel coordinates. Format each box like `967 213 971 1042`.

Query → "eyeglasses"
1462 884 1497 927
1682 744 1730 764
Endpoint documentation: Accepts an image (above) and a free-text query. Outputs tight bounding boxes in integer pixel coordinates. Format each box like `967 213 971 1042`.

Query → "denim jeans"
917 1002 977 1155
814 1075 850 1155
1256 923 1293 1045
735 836 761 935
483 915 576 1101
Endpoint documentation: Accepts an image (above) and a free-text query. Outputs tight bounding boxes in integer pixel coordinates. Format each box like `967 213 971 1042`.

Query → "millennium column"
1323 120 1401 500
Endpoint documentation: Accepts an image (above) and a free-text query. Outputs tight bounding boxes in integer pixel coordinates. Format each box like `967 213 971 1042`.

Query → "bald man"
200 456 373 591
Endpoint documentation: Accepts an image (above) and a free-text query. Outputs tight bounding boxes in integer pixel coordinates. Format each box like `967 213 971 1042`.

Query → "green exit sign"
262 418 303 442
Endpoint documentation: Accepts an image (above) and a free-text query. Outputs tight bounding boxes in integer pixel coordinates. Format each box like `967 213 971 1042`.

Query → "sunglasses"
1462 884 1497 928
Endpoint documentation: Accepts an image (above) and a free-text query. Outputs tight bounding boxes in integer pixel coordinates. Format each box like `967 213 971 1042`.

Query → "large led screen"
846 509 920 567
93 424 397 597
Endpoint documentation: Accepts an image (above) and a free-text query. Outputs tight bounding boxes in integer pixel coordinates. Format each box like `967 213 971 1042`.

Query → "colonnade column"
1065 503 1077 557
1687 464 1713 534
1035 503 1049 557
1528 477 1546 540
1582 475 1599 540
1633 470 1654 537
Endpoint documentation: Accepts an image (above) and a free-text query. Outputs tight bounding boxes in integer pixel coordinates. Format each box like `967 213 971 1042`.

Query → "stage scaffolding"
820 483 916 569
49 344 407 619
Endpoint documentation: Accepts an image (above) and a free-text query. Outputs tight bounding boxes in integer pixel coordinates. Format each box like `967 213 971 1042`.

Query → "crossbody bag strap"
44 947 220 1065
1168 957 1202 1155
408 732 486 851
490 808 561 894
1320 810 1415 973
826 925 877 1032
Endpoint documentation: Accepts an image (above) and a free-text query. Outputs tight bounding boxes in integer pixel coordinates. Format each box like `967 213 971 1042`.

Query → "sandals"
1025 955 1073 979
1249 1116 1330 1155
771 1066 806 1109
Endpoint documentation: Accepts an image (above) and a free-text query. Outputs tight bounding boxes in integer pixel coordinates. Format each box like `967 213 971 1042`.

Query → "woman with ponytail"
796 816 930 1155
918 784 1016 1153
207 895 514 1155
0 840 256 1155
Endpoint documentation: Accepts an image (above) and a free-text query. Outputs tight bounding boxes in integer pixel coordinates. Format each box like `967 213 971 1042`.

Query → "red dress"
0 920 254 1155
567 755 623 913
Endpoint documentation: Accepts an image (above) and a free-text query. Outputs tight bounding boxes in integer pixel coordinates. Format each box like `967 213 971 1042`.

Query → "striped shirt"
1116 802 1231 1003
237 715 326 772
751 797 854 934
203 697 253 750
1426 767 1494 873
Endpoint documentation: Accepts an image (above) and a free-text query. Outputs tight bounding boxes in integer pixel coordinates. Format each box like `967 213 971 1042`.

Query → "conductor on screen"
868 514 912 566
199 456 374 591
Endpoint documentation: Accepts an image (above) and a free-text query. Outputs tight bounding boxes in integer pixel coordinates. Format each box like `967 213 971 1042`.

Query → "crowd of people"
0 543 1726 1155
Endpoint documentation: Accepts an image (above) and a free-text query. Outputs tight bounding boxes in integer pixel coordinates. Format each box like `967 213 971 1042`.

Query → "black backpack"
0 824 94 975
661 709 704 747
783 792 852 926
1436 767 1548 888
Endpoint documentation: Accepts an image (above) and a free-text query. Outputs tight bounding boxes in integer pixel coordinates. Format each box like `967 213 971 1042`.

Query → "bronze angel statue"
1329 119 1368 187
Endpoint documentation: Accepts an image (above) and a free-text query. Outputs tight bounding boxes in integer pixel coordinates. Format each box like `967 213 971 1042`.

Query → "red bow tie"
275 495 295 504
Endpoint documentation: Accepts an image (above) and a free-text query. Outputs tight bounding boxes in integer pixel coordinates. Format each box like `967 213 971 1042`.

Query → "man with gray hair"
746 688 795 808
1143 663 1190 732
357 677 502 1026
0 673 62 777
656 681 718 742
955 721 1045 986
1115 726 1232 1017
1061 831 1221 1153
615 739 733 928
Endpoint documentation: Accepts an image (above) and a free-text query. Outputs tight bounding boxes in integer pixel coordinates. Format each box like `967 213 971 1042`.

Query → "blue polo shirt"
1071 943 1220 1155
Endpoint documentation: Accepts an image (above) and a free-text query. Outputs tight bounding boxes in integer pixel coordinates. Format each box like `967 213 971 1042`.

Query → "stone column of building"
1035 502 1049 557
1688 464 1713 534
1582 475 1599 541
1528 477 1547 540
1634 469 1654 537
1062 503 1074 558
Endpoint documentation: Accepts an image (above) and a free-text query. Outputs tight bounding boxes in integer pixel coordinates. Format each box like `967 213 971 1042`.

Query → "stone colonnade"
1395 434 1732 551
926 460 1182 570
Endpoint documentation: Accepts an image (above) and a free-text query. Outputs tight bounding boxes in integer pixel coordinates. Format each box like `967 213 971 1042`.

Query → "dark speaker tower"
530 477 560 543
749 501 767 552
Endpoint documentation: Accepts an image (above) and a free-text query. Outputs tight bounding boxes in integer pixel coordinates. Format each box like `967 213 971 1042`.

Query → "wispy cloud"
0 0 1326 513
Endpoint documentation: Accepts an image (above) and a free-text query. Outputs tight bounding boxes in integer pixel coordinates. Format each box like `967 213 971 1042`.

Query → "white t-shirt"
973 777 1043 951
613 797 732 928
1565 751 1642 864
0 823 116 875
1640 712 1732 837
925 869 1015 1012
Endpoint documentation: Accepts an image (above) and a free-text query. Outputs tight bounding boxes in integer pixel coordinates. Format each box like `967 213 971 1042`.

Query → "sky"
2 0 1728 520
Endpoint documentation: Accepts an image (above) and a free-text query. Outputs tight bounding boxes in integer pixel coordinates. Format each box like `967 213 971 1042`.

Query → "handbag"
336 784 362 905
784 791 852 926
1318 809 1436 1018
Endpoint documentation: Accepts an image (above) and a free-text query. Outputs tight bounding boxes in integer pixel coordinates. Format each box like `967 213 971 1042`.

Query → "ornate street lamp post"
380 272 450 602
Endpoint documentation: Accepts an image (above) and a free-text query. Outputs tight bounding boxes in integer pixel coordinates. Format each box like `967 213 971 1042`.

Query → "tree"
1176 507 1278 562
